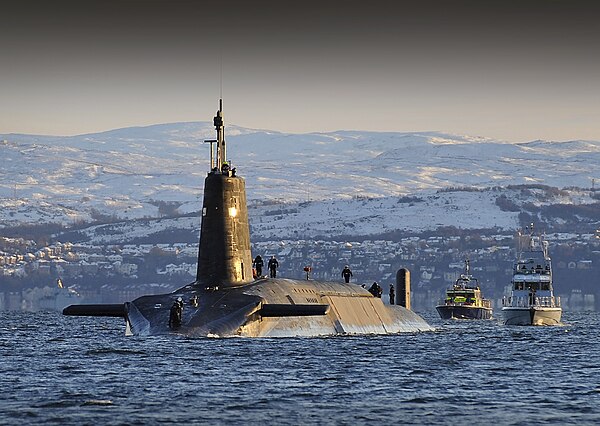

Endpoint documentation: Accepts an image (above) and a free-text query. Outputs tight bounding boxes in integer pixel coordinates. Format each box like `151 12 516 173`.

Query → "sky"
2 0 600 142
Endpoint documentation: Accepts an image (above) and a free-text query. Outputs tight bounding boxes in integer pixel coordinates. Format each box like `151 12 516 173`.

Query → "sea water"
1 310 599 425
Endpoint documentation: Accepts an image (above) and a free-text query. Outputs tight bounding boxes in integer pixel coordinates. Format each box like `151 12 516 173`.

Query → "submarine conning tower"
196 99 253 287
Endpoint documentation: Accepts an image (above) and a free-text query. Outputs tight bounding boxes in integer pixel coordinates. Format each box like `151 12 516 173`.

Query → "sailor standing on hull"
168 297 184 329
253 255 264 278
268 256 279 278
341 265 353 283
369 282 382 298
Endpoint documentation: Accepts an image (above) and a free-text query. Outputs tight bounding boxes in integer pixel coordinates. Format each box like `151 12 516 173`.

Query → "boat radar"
63 100 431 337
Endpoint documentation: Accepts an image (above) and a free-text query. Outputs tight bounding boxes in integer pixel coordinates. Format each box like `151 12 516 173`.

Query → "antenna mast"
204 99 225 173
214 99 225 170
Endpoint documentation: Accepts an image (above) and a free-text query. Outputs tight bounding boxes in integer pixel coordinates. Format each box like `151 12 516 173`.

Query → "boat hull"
436 305 492 320
502 307 562 326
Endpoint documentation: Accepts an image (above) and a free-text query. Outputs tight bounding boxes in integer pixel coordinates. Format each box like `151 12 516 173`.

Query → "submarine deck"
127 278 431 337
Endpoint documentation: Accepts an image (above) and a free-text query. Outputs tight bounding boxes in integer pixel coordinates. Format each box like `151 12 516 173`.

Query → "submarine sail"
196 100 253 286
64 100 431 336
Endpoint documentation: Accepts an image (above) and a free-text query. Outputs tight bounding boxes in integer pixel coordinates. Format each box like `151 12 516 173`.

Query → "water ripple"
0 311 599 425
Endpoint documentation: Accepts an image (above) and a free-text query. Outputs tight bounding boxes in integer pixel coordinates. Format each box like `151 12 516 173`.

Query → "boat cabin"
445 288 480 305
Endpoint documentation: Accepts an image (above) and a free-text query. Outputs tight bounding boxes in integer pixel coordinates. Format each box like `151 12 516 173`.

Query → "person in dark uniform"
341 265 353 283
368 282 382 298
168 298 183 329
268 256 279 278
389 284 395 305
303 265 312 280
253 255 264 277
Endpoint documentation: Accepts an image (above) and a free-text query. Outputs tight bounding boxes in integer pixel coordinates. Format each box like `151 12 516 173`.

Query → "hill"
1 124 599 237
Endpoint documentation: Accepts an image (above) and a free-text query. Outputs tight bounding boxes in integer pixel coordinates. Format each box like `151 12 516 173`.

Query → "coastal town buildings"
1 232 598 312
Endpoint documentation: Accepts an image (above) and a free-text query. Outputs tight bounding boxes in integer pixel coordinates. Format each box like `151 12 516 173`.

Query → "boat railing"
502 296 561 308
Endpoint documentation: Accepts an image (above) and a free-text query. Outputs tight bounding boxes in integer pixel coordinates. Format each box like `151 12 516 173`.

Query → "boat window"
514 281 524 290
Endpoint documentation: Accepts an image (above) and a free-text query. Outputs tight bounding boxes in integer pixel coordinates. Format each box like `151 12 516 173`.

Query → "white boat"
502 224 562 326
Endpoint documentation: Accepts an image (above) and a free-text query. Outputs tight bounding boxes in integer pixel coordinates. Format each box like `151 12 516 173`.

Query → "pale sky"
2 0 599 142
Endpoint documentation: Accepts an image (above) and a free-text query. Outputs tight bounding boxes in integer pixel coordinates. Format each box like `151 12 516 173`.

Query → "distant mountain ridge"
1 123 598 235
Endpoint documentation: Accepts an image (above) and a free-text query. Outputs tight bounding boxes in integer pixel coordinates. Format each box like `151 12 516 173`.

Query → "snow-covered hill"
1 124 598 235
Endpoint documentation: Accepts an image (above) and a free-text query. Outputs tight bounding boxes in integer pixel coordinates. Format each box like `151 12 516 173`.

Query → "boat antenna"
465 259 470 275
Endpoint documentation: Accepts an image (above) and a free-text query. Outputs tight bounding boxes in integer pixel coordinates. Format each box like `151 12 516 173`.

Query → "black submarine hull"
64 278 432 336
117 278 431 337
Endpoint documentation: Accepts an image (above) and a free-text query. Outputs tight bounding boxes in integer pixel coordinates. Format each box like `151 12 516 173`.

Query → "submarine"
63 100 431 337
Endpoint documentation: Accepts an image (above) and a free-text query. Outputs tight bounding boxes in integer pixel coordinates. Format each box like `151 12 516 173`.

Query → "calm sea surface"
1 310 598 425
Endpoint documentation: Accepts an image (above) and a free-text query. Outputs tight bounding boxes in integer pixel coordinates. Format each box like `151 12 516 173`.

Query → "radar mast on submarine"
204 99 226 172
64 100 431 337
